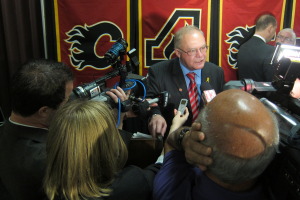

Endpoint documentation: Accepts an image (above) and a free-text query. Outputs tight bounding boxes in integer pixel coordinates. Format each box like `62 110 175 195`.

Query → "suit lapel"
201 62 210 84
171 58 188 98
171 59 192 123
200 62 211 108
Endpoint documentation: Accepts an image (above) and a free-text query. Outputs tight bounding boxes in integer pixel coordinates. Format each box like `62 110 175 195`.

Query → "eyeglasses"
178 46 208 56
276 35 293 43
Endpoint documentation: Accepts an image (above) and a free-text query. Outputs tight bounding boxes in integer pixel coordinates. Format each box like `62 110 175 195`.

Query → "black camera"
69 38 169 119
104 38 128 65
70 38 136 100
225 43 300 200
225 43 300 110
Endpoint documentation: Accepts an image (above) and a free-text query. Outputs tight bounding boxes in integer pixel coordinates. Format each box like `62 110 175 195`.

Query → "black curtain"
0 0 45 119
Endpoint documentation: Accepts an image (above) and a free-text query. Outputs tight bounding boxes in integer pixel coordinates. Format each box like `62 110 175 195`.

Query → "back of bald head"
197 89 279 184
204 89 278 157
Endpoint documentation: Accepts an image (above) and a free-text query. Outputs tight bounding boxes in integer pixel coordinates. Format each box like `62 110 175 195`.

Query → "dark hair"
11 59 74 116
255 13 277 31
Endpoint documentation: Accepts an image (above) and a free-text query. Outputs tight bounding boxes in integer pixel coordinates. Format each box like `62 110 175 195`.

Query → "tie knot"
187 72 196 81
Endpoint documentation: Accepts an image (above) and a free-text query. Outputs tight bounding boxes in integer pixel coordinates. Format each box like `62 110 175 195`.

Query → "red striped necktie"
187 72 200 122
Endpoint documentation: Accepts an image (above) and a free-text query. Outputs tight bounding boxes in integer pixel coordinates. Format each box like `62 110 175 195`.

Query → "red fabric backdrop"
219 0 286 82
54 0 297 85
139 0 211 76
292 0 300 38
54 0 130 87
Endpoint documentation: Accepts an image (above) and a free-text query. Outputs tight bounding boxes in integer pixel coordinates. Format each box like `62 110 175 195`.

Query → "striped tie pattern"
187 72 200 122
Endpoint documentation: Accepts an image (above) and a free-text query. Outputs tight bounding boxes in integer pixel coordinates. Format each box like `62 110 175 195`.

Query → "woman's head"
44 100 128 200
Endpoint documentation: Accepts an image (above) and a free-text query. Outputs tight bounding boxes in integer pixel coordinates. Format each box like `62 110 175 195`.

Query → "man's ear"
267 25 275 34
38 106 52 118
175 49 181 58
37 106 56 127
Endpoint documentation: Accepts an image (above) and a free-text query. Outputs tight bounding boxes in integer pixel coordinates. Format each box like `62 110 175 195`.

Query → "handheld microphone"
131 91 169 118
201 82 216 105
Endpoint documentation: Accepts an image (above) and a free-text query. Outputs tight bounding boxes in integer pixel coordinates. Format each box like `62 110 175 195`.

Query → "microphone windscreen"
201 82 216 105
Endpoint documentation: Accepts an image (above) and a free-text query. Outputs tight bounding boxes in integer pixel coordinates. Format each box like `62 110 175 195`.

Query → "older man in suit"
146 25 224 137
237 14 277 82
276 28 297 45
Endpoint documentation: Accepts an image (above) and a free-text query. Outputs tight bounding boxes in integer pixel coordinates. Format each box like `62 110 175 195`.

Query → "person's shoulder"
121 164 160 174
0 121 47 160
0 121 21 144
265 43 276 51
241 36 256 45
204 62 224 72
240 36 263 49
119 165 148 178
150 58 178 70
109 165 153 200
205 61 221 67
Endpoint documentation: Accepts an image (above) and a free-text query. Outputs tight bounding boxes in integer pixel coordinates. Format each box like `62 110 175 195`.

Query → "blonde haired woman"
44 99 160 200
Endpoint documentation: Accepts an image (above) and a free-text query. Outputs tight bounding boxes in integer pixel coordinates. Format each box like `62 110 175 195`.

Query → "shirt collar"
9 117 49 130
179 60 202 78
253 34 266 43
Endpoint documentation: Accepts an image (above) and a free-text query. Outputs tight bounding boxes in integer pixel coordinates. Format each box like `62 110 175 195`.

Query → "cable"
113 79 147 127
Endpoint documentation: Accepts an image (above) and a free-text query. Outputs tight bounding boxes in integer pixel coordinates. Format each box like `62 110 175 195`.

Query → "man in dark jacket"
147 25 224 138
0 59 74 200
237 14 277 82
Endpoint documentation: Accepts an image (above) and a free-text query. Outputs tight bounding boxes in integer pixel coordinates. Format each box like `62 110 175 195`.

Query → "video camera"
70 38 132 100
225 43 300 199
225 43 300 112
69 38 169 120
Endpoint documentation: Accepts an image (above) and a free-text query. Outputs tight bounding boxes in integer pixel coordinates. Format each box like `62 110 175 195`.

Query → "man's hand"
290 78 300 99
148 114 167 138
105 87 132 128
169 108 189 133
182 122 213 170
106 86 128 103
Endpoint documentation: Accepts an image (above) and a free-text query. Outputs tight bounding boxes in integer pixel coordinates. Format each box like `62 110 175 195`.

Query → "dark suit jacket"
0 120 159 200
104 164 161 200
147 57 224 133
0 120 47 200
237 36 275 82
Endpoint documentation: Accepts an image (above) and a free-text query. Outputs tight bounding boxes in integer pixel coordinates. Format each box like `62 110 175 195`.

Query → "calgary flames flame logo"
65 22 123 70
225 25 255 69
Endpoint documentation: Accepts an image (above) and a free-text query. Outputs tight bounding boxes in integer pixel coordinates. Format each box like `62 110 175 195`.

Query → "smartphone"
178 99 188 115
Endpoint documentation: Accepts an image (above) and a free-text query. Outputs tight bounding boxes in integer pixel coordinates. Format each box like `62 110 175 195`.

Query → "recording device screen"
177 99 188 114
272 44 300 83
180 99 188 105
275 44 300 63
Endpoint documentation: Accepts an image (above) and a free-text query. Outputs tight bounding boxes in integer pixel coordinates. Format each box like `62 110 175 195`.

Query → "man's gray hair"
197 106 279 184
278 28 297 45
174 25 204 49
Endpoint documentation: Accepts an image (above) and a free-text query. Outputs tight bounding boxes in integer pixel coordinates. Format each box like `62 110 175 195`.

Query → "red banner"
54 0 130 87
219 0 286 82
139 0 211 76
292 0 300 41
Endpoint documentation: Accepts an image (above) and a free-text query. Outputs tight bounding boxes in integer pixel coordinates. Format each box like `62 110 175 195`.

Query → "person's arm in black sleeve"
146 66 167 137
